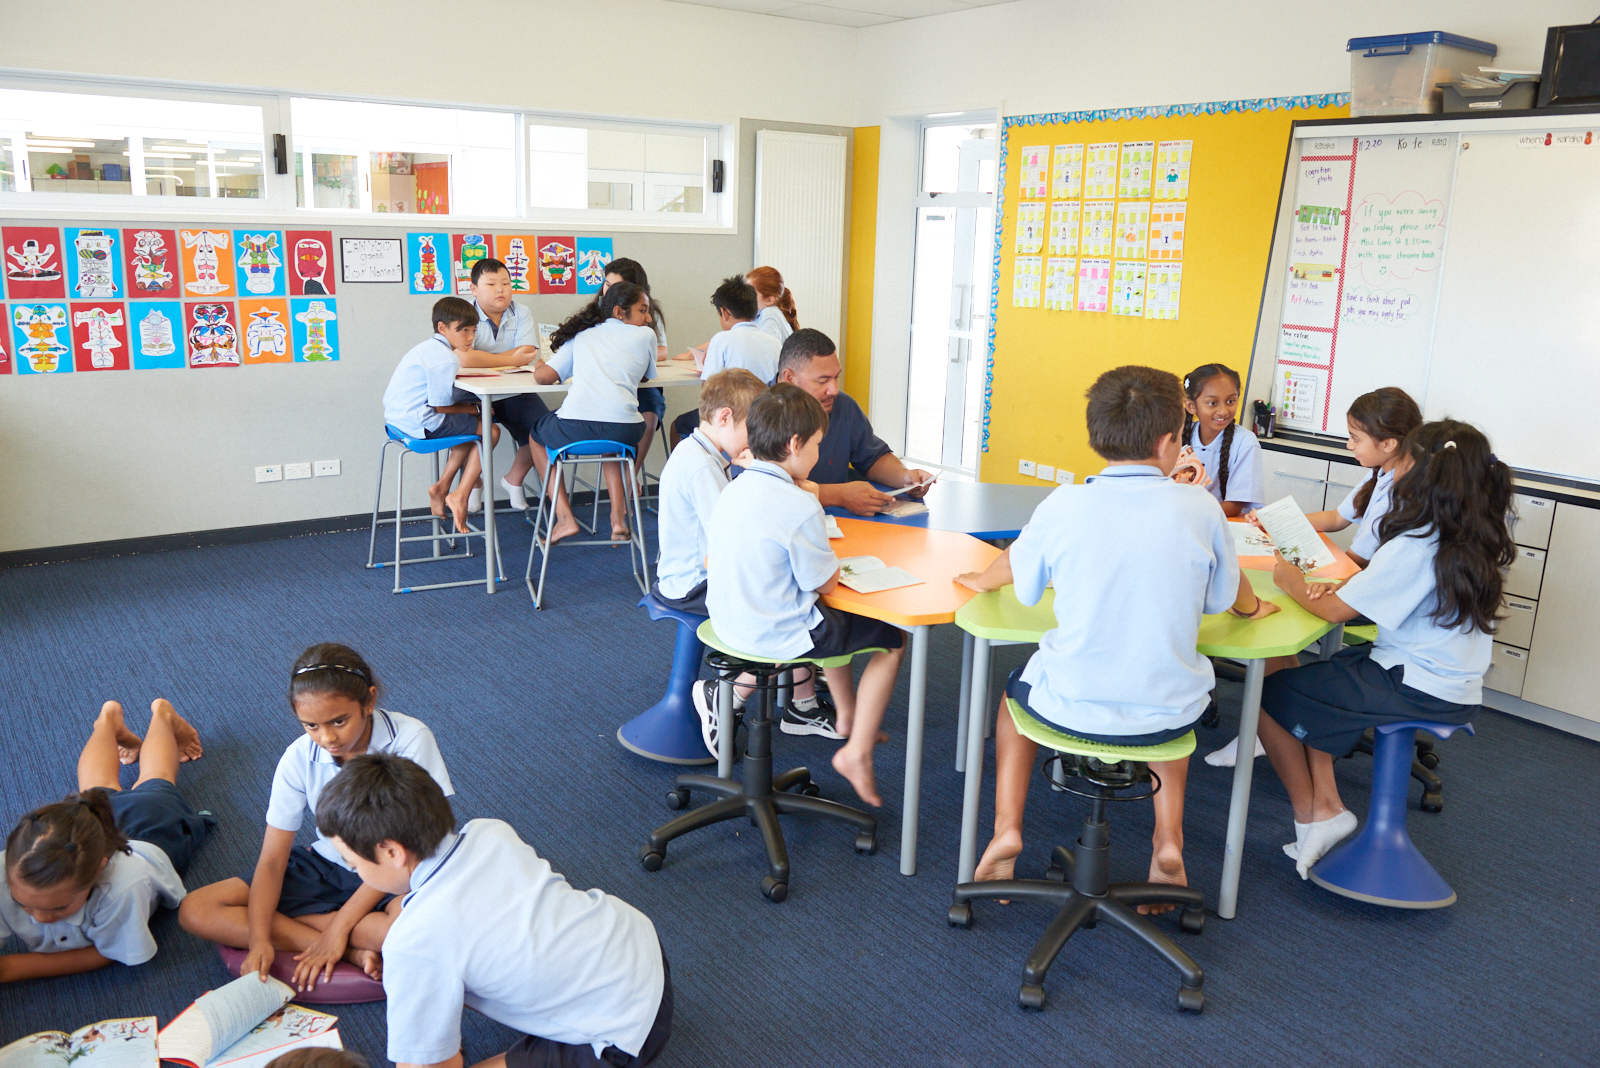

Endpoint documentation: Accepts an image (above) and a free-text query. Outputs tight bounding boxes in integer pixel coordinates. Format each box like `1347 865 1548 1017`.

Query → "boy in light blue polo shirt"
668 275 781 447
956 365 1276 898
316 754 672 1068
706 384 907 806
462 258 544 511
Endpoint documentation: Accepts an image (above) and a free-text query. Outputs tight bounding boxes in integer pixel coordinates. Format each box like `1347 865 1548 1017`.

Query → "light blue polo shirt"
547 319 656 424
1012 466 1240 737
1189 422 1264 511
0 841 186 965
707 459 838 659
755 305 793 344
382 334 460 438
471 299 536 355
656 429 732 600
1338 531 1490 705
267 709 455 869
382 819 664 1064
1336 467 1394 561
702 320 781 384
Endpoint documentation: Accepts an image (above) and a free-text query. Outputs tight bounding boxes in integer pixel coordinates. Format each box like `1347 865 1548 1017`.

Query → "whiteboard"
1249 110 1600 483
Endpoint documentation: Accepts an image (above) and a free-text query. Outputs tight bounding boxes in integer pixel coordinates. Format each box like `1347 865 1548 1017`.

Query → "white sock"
500 477 528 511
732 691 747 710
1282 820 1311 861
468 487 482 513
792 695 819 713
1204 735 1267 768
1296 810 1358 879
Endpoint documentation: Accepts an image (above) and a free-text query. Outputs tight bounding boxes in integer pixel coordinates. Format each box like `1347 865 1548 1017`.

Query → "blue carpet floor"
2 516 1597 1067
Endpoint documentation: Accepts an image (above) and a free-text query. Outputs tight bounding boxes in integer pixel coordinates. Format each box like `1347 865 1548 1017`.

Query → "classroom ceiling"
666 0 1018 27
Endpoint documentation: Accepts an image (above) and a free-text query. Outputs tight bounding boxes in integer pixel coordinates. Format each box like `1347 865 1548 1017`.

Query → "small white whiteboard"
340 238 403 283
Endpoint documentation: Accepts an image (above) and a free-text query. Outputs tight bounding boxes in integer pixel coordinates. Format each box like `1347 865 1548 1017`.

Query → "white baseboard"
1483 689 1600 743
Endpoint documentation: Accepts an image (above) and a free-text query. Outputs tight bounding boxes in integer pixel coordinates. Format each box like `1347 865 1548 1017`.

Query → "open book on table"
1230 499 1359 582
836 556 923 594
158 973 341 1068
1 1016 157 1068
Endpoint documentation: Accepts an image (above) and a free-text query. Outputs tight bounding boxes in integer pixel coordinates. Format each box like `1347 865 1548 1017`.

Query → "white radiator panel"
754 130 847 357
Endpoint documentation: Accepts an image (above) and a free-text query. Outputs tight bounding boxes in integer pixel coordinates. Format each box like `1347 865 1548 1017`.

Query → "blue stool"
616 595 715 765
1311 719 1474 909
526 440 648 608
367 425 503 594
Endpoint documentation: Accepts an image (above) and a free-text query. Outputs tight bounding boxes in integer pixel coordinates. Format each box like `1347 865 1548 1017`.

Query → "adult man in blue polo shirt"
776 329 933 515
458 258 543 509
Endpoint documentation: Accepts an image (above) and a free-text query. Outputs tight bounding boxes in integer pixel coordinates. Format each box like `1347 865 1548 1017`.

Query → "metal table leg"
955 630 974 772
480 394 498 593
1219 656 1267 919
899 625 930 876
957 636 993 885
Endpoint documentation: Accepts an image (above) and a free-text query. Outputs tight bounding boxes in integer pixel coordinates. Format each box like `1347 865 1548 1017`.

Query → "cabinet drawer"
1261 452 1329 514
1503 546 1546 600
1497 596 1537 649
1485 643 1528 697
1510 495 1554 549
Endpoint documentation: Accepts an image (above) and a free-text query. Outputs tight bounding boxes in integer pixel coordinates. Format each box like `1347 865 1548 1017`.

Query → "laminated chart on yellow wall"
1079 200 1116 258
1148 202 1186 261
1044 257 1077 311
1085 142 1119 198
1012 256 1042 308
1114 201 1150 260
1111 261 1147 317
1014 202 1047 255
1156 140 1193 199
1048 201 1080 256
1052 144 1084 198
1075 258 1110 312
1118 141 1155 198
1017 146 1050 198
1145 263 1182 319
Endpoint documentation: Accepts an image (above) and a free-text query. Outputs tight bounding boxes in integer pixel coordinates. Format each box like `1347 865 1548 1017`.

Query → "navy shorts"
425 412 483 439
670 410 699 441
637 387 666 420
242 846 395 919
108 779 214 876
801 604 903 660
532 409 646 454
1005 665 1198 746
650 579 707 617
493 395 545 447
505 951 673 1068
1261 644 1476 756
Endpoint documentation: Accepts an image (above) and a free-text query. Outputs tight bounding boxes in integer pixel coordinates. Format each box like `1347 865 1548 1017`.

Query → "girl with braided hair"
1181 363 1263 517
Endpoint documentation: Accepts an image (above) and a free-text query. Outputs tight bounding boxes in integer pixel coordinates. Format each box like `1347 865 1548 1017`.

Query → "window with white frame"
527 120 716 222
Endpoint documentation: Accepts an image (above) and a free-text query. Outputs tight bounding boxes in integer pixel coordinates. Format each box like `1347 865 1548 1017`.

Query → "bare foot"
153 699 204 762
547 516 581 545
1139 844 1187 915
445 487 470 534
426 482 448 518
836 725 891 745
101 701 144 765
611 526 632 543
345 947 382 981
831 746 881 807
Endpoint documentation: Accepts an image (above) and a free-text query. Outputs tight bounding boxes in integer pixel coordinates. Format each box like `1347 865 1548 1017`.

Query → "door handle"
1274 473 1331 486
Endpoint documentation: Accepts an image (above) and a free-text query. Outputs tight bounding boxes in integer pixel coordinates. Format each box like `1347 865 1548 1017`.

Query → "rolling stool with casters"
1311 719 1473 908
639 621 881 902
617 594 715 765
1342 624 1445 812
949 701 1207 1013
526 439 649 608
367 425 503 594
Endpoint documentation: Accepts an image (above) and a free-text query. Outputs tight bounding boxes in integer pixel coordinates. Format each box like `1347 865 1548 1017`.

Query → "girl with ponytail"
746 266 798 341
602 259 668 487
1254 419 1514 878
1295 387 1423 567
4 699 209 980
1181 363 1263 516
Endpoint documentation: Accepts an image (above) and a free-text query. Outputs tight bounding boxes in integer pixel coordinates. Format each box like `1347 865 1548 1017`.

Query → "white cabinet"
1510 494 1554 549
1261 451 1330 514
1324 461 1366 551
1523 504 1600 722
1503 547 1547 600
1485 643 1529 697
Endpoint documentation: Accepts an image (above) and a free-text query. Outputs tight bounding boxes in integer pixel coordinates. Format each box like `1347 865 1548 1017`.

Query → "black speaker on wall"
1538 22 1600 108
712 159 724 193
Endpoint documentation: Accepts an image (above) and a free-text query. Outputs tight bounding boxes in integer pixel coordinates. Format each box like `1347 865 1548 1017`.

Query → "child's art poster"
179 230 236 298
1076 259 1110 313
234 230 287 297
286 231 336 296
1156 140 1193 200
1114 202 1150 260
184 301 240 368
536 237 576 294
11 302 72 373
406 232 450 295
1079 201 1116 258
575 237 614 294
65 228 124 299
1145 264 1182 320
1111 260 1147 317
4 227 66 300
1148 202 1186 261
451 234 495 295
1017 146 1050 199
130 301 185 369
499 235 537 292
1051 144 1084 199
291 297 340 362
70 302 130 371
1044 257 1076 312
1117 141 1155 199
240 299 292 364
0 317 8 374
1014 203 1046 256
1048 202 1080 257
1011 256 1042 309
123 228 181 298
1084 143 1119 199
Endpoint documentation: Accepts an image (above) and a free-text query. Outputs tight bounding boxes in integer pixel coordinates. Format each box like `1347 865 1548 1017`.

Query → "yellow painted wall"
845 125 880 411
984 102 1347 484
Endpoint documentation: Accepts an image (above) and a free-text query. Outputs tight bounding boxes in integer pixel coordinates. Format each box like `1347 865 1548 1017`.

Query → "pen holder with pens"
1252 400 1277 439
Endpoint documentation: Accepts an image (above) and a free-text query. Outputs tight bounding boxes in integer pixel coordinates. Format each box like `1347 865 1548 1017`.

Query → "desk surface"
826 480 1053 540
822 519 1000 628
454 360 701 396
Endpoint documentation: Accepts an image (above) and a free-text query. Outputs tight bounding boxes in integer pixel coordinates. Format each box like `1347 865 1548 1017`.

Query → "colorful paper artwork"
0 324 8 374
1012 256 1042 309
1051 144 1084 199
4 227 66 300
536 237 576 294
499 235 538 292
451 234 495 295
11 302 72 373
406 233 450 295
1115 202 1150 260
286 231 336 295
1111 260 1147 317
576 238 614 294
1048 202 1080 257
1149 202 1186 261
234 230 286 297
240 299 292 364
291 297 340 362
130 301 185 369
1084 143 1119 199
66 229 124 299
70 302 130 371
1017 146 1050 199
1044 257 1077 311
1156 140 1193 200
1076 259 1110 313
179 230 236 298
1145 264 1182 320
1079 201 1116 258
1118 141 1155 199
123 228 180 298
1014 203 1046 255
184 301 240 368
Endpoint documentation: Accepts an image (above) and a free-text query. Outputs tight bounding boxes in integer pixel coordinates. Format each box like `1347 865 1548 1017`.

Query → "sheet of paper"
1118 141 1155 198
159 975 293 1068
1253 496 1337 573
1231 523 1275 555
881 501 928 518
1084 143 1119 198
836 556 924 594
1144 264 1183 320
1115 201 1150 260
1111 261 1146 317
1048 201 1080 256
1044 257 1077 311
1051 143 1084 199
537 323 559 358
1076 259 1110 313
210 1007 338 1068
1014 202 1046 255
1079 200 1116 258
823 515 844 539
1148 201 1186 261
1155 140 1192 200
1011 256 1042 308
1017 146 1050 199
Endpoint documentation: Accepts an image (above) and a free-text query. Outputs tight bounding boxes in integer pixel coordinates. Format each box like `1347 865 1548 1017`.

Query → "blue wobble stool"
1311 719 1474 909
617 594 715 765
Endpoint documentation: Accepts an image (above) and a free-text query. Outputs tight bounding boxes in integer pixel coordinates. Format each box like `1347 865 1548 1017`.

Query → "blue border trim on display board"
978 92 1351 454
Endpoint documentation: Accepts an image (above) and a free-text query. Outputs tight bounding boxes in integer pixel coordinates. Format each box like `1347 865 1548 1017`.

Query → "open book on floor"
158 973 341 1068
1 1016 157 1068
836 556 923 594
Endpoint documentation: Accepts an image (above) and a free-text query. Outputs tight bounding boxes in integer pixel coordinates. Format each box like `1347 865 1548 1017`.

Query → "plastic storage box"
1347 32 1498 116
1441 81 1537 113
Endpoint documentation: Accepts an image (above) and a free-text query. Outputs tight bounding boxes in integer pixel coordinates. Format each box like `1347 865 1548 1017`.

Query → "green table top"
954 569 1335 661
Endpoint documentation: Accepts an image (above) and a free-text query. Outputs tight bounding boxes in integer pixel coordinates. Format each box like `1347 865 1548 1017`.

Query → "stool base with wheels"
526 440 649 608
639 622 880 902
367 425 503 594
950 701 1206 1013
617 594 715 765
1311 719 1473 909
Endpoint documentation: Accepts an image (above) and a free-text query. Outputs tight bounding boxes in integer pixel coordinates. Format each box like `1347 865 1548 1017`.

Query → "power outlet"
314 460 341 477
284 462 312 480
1056 469 1074 485
255 465 282 483
1036 464 1055 482
1018 459 1036 477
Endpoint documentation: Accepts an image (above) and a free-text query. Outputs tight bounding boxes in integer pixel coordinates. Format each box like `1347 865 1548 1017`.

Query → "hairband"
294 662 371 683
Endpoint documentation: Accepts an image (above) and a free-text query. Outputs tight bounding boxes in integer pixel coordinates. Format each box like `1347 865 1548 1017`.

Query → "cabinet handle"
1274 473 1331 486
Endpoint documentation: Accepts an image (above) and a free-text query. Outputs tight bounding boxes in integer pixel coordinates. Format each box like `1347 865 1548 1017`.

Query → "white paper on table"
836 556 924 594
1252 496 1336 573
1231 523 1275 555
823 515 844 539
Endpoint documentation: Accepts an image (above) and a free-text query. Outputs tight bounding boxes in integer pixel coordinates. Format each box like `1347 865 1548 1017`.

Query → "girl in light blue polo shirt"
1257 420 1514 877
1181 363 1263 516
1299 387 1423 567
